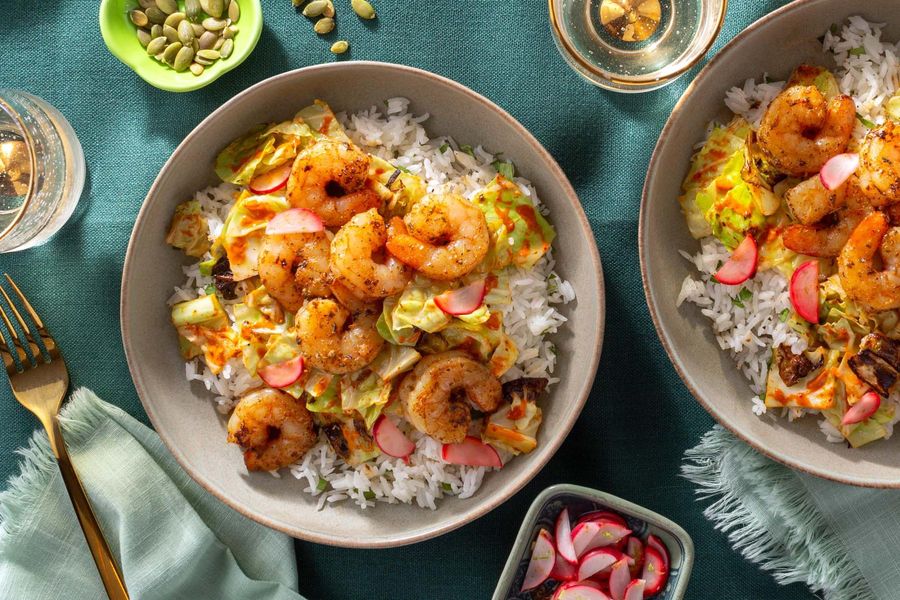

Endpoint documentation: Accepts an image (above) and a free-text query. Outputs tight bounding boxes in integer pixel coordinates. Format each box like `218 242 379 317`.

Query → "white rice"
171 99 575 509
679 18 900 440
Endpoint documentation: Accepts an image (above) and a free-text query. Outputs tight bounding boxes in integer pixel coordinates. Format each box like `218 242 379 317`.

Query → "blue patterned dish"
493 484 694 600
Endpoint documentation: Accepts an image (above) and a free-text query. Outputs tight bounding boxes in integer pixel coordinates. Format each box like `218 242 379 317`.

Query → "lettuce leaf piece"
340 371 392 428
421 313 506 362
369 345 421 381
172 294 238 375
166 199 211 257
219 191 291 280
376 296 422 346
214 118 314 185
484 400 542 455
488 334 519 377
295 100 349 141
392 278 452 334
305 371 342 414
472 175 556 270
369 155 428 218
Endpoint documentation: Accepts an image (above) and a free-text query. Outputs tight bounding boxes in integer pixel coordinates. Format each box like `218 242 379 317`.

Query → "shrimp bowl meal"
675 16 900 450
164 98 576 509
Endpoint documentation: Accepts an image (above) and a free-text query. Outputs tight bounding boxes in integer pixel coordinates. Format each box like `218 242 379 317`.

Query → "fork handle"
45 417 130 600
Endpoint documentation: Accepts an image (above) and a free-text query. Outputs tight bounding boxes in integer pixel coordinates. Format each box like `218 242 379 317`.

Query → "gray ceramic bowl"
493 484 694 600
121 62 605 546
641 0 900 488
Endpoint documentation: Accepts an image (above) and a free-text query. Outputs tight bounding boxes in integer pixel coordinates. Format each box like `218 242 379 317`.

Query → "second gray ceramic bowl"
641 0 900 487
121 62 605 546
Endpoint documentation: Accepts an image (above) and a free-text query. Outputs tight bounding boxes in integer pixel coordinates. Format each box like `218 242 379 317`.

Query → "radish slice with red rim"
522 528 556 592
578 510 627 528
551 550 578 582
257 355 304 388
577 547 621 580
623 579 645 600
842 391 881 425
625 537 644 577
265 208 324 235
790 260 820 324
372 415 415 459
645 535 669 570
573 519 631 557
433 279 487 316
642 546 669 596
714 234 758 285
608 558 631 600
554 583 612 600
572 521 601 557
556 508 577 564
249 163 292 194
820 153 859 191
440 436 502 468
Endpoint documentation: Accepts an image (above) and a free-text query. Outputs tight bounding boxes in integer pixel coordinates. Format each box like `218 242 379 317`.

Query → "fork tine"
3 274 57 359
0 302 28 370
0 325 16 375
0 284 43 364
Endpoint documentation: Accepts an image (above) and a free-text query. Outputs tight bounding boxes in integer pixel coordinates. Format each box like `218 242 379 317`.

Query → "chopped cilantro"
856 113 876 128
738 287 752 302
779 308 790 322
396 165 412 174
731 296 745 308
441 482 453 492
316 477 328 492
363 490 376 501
849 46 866 56
459 144 475 157
492 159 516 179
438 143 449 153
204 284 215 295
830 23 840 35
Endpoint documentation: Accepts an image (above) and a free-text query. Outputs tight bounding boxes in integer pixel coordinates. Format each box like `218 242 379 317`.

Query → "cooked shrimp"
399 351 502 444
785 174 848 225
226 388 317 471
757 85 856 177
287 140 382 227
838 211 900 311
856 121 900 203
385 193 490 281
783 209 866 257
330 208 411 298
258 231 332 313
295 297 383 374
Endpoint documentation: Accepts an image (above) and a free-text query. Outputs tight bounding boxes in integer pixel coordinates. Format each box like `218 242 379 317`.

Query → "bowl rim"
120 61 607 546
97 0 263 93
639 0 900 489
492 483 695 600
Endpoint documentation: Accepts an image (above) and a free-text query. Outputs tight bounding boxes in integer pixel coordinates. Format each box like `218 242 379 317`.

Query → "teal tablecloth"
0 1 813 598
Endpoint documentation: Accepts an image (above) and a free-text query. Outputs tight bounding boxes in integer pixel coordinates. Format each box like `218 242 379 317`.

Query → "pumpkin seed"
192 39 200 52
190 22 204 36
164 11 185 27
351 0 376 20
156 0 178 15
136 28 152 47
227 0 240 23
184 0 202 20
213 37 224 50
190 63 205 76
151 24 163 38
220 38 234 58
202 17 227 31
163 24 179 43
197 49 221 60
222 26 235 39
200 0 225 18
194 55 214 66
138 0 156 8
323 1 335 17
198 30 218 49
314 17 335 34
303 0 328 17
162 41 183 65
177 20 195 44
330 40 349 54
129 9 149 27
173 46 194 71
146 36 168 55
145 6 166 23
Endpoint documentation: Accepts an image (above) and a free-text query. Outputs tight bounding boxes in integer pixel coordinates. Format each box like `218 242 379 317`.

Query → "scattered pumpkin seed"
323 1 335 17
192 39 200 52
228 0 240 23
303 0 328 17
173 46 195 71
145 6 167 24
129 9 149 27
138 0 156 8
220 38 234 58
146 36 168 55
351 0 376 20
191 22 205 36
164 11 185 27
198 30 218 49
202 17 227 31
157 0 179 14
163 24 179 43
222 26 235 39
185 0 202 20
194 55 214 66
136 28 152 47
190 63 205 76
330 40 349 54
162 41 183 65
150 24 163 38
197 48 221 60
213 37 225 50
200 0 225 18
314 17 335 34
292 0 304 6
177 20 195 44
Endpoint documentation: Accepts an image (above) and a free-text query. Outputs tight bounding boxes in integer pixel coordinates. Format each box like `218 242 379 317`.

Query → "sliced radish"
578 510 627 528
522 528 555 592
577 547 621 580
441 436 502 468
249 163 292 194
790 260 820 324
842 391 881 425
625 537 645 578
820 153 859 191
258 355 304 388
550 550 578 582
714 234 758 285
372 416 415 459
572 521 601 557
265 208 324 235
623 579 646 600
434 279 487 316
645 535 669 571
608 559 631 600
554 583 612 600
642 547 669 597
556 508 578 564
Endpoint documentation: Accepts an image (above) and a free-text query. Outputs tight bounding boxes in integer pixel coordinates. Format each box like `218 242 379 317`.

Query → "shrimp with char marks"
838 211 900 311
856 121 900 204
330 208 411 298
258 231 333 313
295 297 384 374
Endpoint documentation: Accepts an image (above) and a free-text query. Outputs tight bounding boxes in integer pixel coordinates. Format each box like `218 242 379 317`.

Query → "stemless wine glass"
0 91 85 252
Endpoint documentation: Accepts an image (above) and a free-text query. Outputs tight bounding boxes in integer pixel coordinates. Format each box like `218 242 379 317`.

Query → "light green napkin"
683 426 900 600
0 389 306 600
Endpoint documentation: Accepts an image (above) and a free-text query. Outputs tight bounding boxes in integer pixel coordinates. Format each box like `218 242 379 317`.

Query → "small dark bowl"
493 484 694 600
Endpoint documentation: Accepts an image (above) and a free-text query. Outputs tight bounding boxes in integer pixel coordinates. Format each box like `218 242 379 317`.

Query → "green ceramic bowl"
98 0 262 92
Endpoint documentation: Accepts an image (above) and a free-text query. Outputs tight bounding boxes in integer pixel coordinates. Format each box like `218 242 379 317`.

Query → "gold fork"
0 275 129 600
